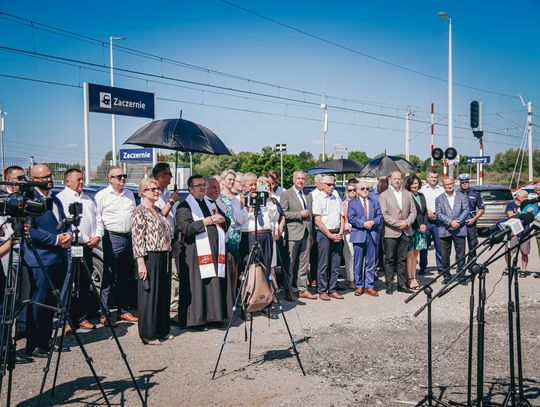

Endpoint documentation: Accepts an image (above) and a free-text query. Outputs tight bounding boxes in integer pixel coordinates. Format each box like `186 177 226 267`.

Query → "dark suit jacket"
411 192 428 231
23 192 67 268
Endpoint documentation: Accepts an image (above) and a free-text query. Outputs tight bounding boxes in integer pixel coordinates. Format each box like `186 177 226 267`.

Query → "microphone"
488 212 534 244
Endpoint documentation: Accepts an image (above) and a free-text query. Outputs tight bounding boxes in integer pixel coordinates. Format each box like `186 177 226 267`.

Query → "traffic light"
445 147 458 160
470 101 479 129
473 130 483 140
432 148 444 161
431 147 458 161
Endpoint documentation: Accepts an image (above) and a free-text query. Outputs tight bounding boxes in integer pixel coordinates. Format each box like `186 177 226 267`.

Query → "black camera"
0 177 52 217
244 191 269 208
57 202 83 232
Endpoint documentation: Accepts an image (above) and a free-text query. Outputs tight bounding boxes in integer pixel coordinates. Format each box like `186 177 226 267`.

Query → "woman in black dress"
131 178 172 345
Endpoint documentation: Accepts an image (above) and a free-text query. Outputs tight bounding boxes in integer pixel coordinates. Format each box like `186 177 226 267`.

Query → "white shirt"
389 185 403 210
234 201 279 232
312 191 343 230
445 192 456 211
95 185 136 237
292 186 307 209
56 187 98 244
420 183 444 212
155 188 176 231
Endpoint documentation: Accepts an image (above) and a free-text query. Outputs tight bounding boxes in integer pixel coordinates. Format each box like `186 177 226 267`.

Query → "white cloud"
309 139 323 145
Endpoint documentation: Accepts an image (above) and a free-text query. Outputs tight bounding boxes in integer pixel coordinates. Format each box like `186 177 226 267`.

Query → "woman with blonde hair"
131 178 172 345
219 169 241 267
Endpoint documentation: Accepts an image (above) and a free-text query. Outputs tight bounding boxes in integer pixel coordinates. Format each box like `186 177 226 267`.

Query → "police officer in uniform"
457 174 485 262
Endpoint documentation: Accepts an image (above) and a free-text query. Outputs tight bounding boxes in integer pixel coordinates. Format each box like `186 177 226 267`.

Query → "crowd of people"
2 161 539 364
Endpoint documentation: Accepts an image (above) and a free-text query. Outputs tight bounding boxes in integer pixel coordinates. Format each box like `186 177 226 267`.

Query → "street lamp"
321 101 328 161
109 36 127 166
438 11 453 177
0 104 6 180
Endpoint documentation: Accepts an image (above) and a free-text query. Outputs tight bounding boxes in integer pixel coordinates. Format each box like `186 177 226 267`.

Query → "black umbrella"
123 118 230 188
307 158 365 175
359 154 417 178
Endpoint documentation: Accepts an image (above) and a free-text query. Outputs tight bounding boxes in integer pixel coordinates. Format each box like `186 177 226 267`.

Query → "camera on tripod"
0 177 51 217
244 190 269 208
57 202 83 233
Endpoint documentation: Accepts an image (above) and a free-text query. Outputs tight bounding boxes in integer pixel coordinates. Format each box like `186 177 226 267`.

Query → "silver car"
471 185 513 230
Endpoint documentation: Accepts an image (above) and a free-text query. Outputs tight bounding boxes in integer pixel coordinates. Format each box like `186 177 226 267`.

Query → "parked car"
302 184 346 199
471 185 514 230
512 184 538 200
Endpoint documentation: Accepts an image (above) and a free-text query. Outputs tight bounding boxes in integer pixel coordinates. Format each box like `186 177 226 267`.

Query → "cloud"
309 139 323 145
64 143 78 149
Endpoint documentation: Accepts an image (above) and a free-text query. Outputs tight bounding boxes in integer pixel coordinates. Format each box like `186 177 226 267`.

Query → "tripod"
36 217 146 406
212 199 305 379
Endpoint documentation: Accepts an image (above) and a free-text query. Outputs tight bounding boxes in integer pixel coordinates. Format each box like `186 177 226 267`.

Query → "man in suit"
379 170 417 295
348 181 383 297
436 177 470 284
280 171 316 300
24 164 71 357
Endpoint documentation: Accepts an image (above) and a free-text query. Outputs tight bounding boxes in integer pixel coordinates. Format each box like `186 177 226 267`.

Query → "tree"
347 151 369 164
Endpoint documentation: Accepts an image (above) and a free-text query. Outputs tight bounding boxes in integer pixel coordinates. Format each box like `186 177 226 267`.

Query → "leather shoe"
299 291 317 300
99 316 117 328
16 350 34 364
79 320 96 330
118 312 138 322
354 288 364 296
385 286 394 295
442 275 452 285
26 346 50 358
397 285 414 294
319 293 331 301
329 292 344 300
365 288 379 297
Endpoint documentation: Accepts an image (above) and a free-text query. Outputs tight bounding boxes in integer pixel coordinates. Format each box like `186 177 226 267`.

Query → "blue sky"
1 0 539 168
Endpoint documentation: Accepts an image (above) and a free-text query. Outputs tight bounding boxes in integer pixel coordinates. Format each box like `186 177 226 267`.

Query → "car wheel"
92 254 104 293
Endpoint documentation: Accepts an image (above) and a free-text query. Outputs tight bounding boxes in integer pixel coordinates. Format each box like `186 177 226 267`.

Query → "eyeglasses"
324 183 335 187
144 187 160 193
110 174 127 180
33 174 53 180
191 183 207 188
359 187 369 191
347 189 356 192
162 172 173 177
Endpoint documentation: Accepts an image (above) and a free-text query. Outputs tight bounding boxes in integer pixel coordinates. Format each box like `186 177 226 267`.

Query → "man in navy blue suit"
24 164 71 357
348 181 383 297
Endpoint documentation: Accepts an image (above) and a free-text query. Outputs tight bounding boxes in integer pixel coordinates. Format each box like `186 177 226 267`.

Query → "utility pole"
527 101 533 181
405 108 415 161
321 96 328 161
275 144 287 187
0 104 6 181
430 103 435 172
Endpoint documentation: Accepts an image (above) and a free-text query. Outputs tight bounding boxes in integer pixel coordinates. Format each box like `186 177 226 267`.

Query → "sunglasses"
33 174 54 180
110 174 127 180
324 183 335 187
358 187 369 191
347 189 356 192
144 187 160 193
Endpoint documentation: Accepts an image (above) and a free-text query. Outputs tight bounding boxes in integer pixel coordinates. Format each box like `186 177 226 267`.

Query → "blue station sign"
466 156 490 164
88 83 155 119
119 148 153 162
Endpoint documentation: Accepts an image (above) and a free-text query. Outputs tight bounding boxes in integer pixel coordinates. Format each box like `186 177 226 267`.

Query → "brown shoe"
79 320 96 330
329 292 344 300
365 288 379 297
319 293 331 301
63 324 73 335
118 312 138 322
99 316 117 328
299 291 318 300
354 288 364 296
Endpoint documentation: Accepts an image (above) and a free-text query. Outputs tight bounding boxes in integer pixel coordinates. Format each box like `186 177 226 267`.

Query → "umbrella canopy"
123 118 230 156
307 158 365 175
359 154 417 178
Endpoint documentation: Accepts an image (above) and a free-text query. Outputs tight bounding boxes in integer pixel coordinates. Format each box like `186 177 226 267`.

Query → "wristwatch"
169 199 176 205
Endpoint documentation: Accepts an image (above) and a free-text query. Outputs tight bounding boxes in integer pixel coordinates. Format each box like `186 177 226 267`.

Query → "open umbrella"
359 154 417 178
123 118 230 188
307 158 365 175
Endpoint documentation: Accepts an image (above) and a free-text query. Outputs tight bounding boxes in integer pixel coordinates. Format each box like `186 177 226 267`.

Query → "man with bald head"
24 164 71 357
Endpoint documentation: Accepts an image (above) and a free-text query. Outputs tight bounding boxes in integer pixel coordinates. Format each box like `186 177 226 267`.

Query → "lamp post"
321 101 328 161
0 104 6 181
438 11 453 177
110 36 127 167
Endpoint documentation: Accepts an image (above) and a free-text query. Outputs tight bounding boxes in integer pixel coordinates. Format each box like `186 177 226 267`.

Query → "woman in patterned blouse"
131 178 172 345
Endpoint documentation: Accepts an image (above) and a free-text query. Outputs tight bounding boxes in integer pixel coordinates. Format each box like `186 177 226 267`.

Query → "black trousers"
138 252 171 341
239 232 273 275
466 224 479 263
62 247 96 325
383 234 409 288
316 231 342 294
440 235 466 275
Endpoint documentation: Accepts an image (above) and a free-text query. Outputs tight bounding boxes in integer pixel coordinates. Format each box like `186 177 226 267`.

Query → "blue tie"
257 210 264 227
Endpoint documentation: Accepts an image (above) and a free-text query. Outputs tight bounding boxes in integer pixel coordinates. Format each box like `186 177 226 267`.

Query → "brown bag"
241 264 274 313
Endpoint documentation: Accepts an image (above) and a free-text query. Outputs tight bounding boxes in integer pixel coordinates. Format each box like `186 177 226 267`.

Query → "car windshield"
478 189 513 202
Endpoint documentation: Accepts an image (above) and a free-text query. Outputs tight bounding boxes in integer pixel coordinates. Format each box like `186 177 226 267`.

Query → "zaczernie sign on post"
119 148 153 162
88 83 155 119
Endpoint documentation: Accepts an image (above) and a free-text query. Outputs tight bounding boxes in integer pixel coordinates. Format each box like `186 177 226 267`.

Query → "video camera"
57 202 83 232
0 177 52 217
244 189 269 209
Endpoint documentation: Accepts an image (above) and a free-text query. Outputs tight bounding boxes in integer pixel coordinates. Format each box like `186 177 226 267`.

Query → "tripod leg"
467 276 476 407
248 317 253 360
24 240 111 407
78 256 146 406
274 300 305 376
476 273 486 407
212 270 250 379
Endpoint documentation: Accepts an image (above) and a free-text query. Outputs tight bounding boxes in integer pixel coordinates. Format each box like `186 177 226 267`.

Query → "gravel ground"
5 246 540 406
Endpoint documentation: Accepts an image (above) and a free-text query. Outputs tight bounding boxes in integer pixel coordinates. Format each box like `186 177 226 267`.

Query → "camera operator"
24 164 71 357
234 173 279 316
56 168 99 332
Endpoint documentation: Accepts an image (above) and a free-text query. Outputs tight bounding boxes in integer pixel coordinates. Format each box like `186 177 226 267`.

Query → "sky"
1 0 539 170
